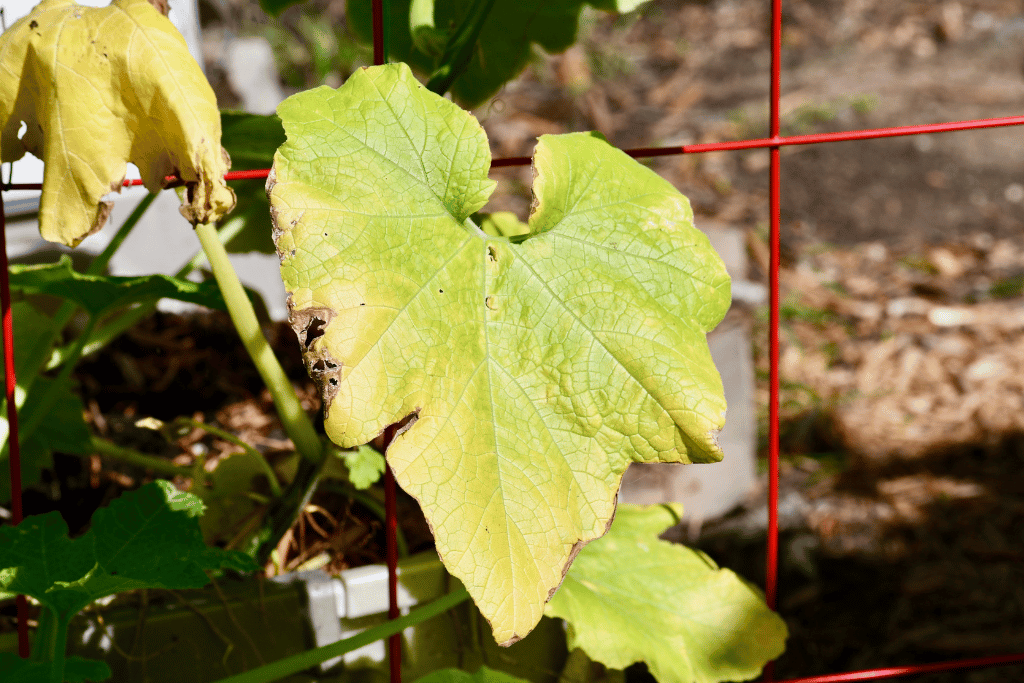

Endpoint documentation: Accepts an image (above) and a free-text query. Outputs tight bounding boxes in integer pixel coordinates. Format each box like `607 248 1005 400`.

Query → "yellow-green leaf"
547 505 788 683
270 64 729 645
0 0 235 246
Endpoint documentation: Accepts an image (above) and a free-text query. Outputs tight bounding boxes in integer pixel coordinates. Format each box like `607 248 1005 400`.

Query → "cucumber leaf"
0 481 257 619
270 63 728 645
8 256 229 316
347 0 652 107
0 0 234 246
546 505 788 683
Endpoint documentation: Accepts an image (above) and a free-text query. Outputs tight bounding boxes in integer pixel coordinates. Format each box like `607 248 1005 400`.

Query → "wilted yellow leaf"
0 0 235 246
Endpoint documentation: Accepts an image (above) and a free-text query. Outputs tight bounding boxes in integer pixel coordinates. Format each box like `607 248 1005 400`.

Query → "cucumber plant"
0 1 787 682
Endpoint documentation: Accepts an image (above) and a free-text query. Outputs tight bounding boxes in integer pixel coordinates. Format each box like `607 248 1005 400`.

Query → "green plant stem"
88 436 191 477
30 608 68 683
173 417 282 497
194 221 322 467
426 0 496 95
209 588 470 683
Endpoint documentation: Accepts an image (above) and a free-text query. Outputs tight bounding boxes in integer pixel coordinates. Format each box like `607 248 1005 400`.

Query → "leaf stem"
207 588 470 683
194 222 322 466
87 436 191 477
173 417 282 497
425 0 497 96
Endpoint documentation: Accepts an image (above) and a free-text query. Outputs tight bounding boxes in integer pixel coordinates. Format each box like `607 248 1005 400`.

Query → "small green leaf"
412 666 530 683
270 64 729 644
546 505 788 683
344 445 387 489
0 481 257 618
8 256 229 317
347 0 654 106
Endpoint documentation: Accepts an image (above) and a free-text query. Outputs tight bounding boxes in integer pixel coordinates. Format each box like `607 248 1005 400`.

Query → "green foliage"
0 304 91 502
412 666 530 683
347 0 653 106
218 112 285 254
270 63 729 645
0 653 111 683
8 256 229 317
0 481 257 617
547 505 788 683
337 445 387 490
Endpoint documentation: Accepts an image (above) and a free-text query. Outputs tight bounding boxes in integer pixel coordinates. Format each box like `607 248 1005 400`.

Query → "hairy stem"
88 436 190 477
174 416 282 497
195 222 322 466
208 588 470 683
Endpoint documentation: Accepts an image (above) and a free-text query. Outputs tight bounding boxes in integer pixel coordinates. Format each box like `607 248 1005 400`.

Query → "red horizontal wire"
2 115 1023 192
772 653 1024 683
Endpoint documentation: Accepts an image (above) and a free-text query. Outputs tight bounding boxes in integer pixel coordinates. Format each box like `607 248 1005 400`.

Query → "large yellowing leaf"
547 505 788 683
270 63 729 645
0 0 235 246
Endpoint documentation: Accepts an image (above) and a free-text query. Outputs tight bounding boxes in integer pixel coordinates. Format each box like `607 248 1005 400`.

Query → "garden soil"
5 0 1024 681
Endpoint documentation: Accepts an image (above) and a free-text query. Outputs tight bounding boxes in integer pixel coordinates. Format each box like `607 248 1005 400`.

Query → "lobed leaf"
546 505 788 683
0 481 257 618
0 0 235 246
270 64 729 645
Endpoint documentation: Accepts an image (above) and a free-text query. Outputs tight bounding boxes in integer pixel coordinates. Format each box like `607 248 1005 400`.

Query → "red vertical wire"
372 3 400 682
0 190 30 658
764 0 783 680
384 464 401 683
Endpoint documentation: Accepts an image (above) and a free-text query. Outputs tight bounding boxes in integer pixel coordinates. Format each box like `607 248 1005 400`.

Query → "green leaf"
0 377 90 503
217 111 286 254
546 505 788 683
412 666 530 683
0 654 111 683
196 452 265 545
347 0 654 106
8 256 229 316
270 64 729 645
0 481 257 618
343 445 387 489
63 657 112 683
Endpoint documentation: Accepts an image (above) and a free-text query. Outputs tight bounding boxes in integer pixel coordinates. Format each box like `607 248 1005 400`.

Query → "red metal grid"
3 0 1024 679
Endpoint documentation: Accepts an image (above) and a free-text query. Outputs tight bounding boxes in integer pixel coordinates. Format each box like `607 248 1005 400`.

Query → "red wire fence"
3 0 1024 680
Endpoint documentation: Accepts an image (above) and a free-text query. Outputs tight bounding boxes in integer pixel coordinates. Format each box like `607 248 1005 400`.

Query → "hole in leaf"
438 289 444 293
328 378 338 386
487 246 496 261
303 317 325 348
